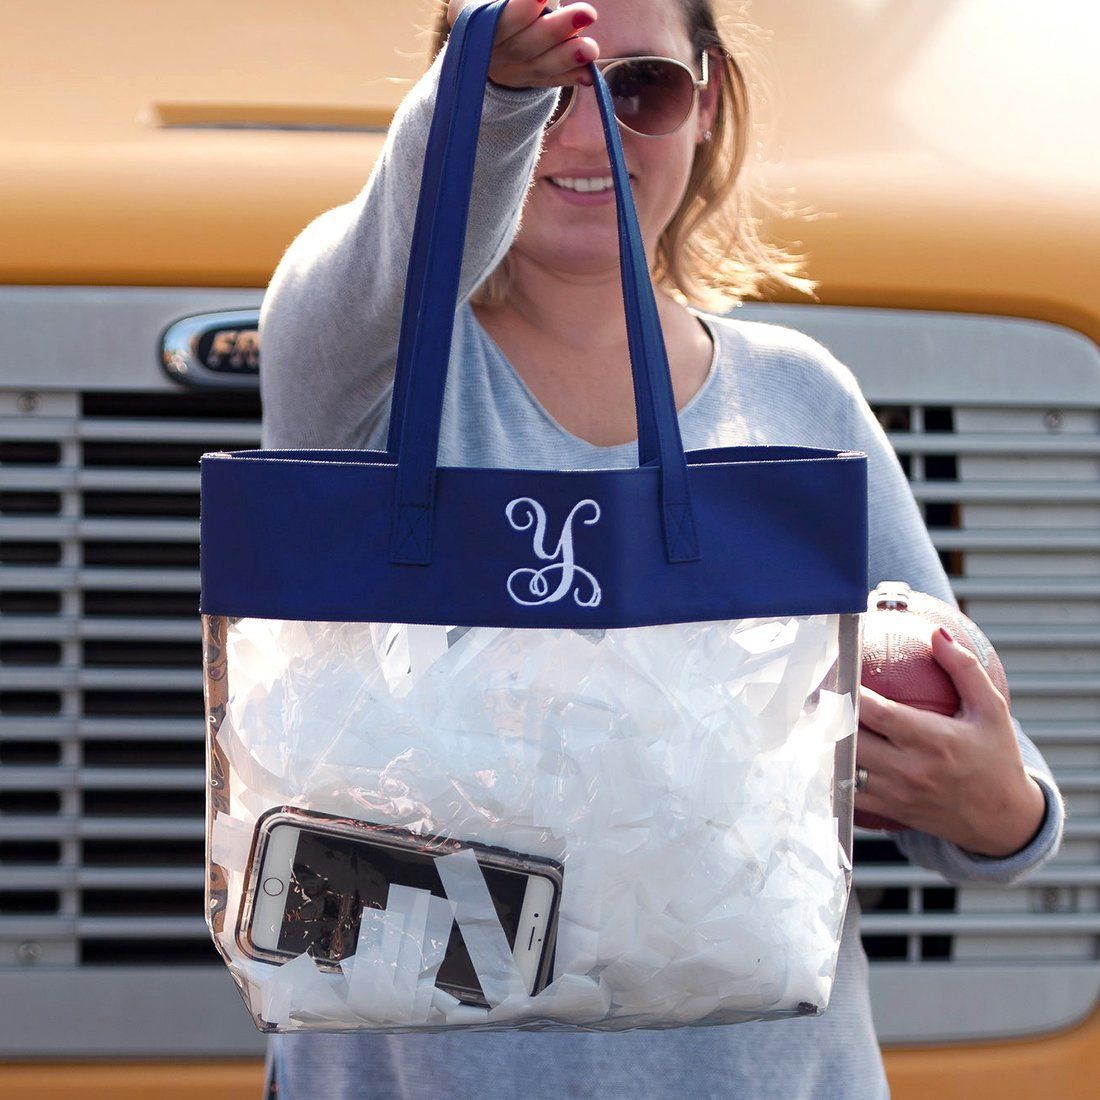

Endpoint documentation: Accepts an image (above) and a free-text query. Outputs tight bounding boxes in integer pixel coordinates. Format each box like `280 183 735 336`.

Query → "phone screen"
275 829 532 999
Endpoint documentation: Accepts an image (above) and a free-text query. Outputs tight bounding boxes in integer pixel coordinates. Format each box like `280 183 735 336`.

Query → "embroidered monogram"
505 497 602 608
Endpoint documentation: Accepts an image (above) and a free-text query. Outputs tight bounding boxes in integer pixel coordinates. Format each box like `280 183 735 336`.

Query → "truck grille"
1 389 259 970
856 402 1099 963
0 291 1096 1051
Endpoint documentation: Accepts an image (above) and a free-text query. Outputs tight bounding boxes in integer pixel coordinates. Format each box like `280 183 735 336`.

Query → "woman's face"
511 0 718 284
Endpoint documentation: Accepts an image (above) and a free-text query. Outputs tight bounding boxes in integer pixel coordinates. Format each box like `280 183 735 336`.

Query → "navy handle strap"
384 0 473 465
388 0 699 566
388 0 495 565
588 61 699 562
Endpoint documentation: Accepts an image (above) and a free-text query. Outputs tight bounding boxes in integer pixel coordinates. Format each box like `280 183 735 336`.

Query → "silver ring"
855 766 869 793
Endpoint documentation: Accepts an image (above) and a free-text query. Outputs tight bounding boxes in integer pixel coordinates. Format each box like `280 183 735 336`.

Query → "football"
855 581 1010 832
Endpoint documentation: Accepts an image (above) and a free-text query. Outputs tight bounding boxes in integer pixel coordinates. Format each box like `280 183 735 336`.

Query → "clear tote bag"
199 0 868 1035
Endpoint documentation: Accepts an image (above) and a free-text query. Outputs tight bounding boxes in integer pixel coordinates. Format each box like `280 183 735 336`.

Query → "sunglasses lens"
606 59 695 136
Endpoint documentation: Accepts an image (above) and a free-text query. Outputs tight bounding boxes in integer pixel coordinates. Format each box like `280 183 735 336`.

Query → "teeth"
549 176 614 193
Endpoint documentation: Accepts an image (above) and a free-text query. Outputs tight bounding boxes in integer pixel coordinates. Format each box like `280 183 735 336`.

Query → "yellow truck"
0 1 1097 1096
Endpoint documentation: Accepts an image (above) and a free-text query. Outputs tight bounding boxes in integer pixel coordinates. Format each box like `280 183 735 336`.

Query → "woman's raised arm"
258 0 598 450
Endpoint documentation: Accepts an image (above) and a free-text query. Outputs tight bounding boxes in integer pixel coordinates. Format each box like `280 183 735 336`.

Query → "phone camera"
262 876 286 897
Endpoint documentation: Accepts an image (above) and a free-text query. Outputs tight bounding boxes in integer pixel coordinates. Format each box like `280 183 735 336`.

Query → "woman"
258 1 1064 1096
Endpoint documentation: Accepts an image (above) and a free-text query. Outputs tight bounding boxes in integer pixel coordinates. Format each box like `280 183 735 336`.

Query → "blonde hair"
428 1 815 312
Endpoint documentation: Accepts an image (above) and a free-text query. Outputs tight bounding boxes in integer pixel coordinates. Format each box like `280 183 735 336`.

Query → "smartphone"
236 807 562 1008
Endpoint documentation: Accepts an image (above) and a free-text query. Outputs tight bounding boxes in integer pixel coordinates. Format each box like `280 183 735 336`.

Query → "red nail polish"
572 11 593 28
575 48 588 65
940 626 954 643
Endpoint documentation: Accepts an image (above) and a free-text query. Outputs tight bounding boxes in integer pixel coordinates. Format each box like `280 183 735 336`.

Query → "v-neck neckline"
467 302 721 456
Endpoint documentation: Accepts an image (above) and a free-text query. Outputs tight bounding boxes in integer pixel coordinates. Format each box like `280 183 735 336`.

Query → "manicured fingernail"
575 48 588 64
940 626 954 643
573 11 594 28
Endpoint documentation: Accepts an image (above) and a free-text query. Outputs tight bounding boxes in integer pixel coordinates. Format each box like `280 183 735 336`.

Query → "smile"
548 176 615 193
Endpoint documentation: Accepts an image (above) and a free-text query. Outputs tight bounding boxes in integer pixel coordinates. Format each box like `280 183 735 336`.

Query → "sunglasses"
546 51 711 138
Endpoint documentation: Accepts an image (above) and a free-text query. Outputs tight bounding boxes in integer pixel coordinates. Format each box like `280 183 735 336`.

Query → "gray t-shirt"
257 42 1065 1100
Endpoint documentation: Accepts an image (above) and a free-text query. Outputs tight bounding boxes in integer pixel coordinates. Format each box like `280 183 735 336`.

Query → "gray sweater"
258 43 1065 1100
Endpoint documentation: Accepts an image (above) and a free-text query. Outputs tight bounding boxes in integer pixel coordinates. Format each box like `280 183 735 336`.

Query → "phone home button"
262 876 286 897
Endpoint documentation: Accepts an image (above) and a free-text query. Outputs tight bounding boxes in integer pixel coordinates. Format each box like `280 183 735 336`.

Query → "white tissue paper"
204 612 859 1033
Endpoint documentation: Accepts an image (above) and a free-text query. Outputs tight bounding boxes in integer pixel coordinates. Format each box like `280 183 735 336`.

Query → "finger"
851 739 912 828
492 34 599 88
451 0 593 50
495 3 598 69
853 788 911 831
854 724 903 775
533 32 599 75
497 1 596 52
446 0 470 30
552 63 595 87
858 685 952 746
492 0 556 41
448 0 546 34
930 626 1008 719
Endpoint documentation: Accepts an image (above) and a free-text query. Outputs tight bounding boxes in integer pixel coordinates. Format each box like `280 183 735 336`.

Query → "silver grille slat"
952 577 1100 598
0 918 207 940
911 482 1100 502
0 418 249 445
856 864 1100 887
858 913 1100 935
0 517 200 540
0 668 200 689
5 468 203 491
1019 722 1100 745
985 625 1100 645
3 868 202 889
966 672 1098 695
1 567 200 589
0 768 204 791
931 530 1100 550
888 433 1100 455
0 817 204 841
78 419 259 443
0 718 201 740
0 618 201 641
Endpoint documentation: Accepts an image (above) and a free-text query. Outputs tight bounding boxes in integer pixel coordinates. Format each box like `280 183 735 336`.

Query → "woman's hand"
447 0 599 89
855 626 1047 857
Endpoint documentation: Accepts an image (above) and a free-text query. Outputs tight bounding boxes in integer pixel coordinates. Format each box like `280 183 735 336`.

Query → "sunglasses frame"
545 50 711 138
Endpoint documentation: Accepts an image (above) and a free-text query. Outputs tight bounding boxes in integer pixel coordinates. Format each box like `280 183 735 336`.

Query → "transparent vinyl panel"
202 613 861 1034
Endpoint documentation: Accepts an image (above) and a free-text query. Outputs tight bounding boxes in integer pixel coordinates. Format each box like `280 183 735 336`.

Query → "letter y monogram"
505 497 602 608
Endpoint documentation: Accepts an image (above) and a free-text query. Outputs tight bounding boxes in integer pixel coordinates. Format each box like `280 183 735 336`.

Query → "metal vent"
0 289 1097 1054
887 400 1099 953
854 400 1100 957
736 303 1100 1044
0 388 260 974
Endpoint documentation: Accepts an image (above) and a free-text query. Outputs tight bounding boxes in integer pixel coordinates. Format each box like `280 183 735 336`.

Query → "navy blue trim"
199 447 868 628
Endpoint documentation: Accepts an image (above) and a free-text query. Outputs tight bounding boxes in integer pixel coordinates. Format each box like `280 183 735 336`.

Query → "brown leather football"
855 581 1010 832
